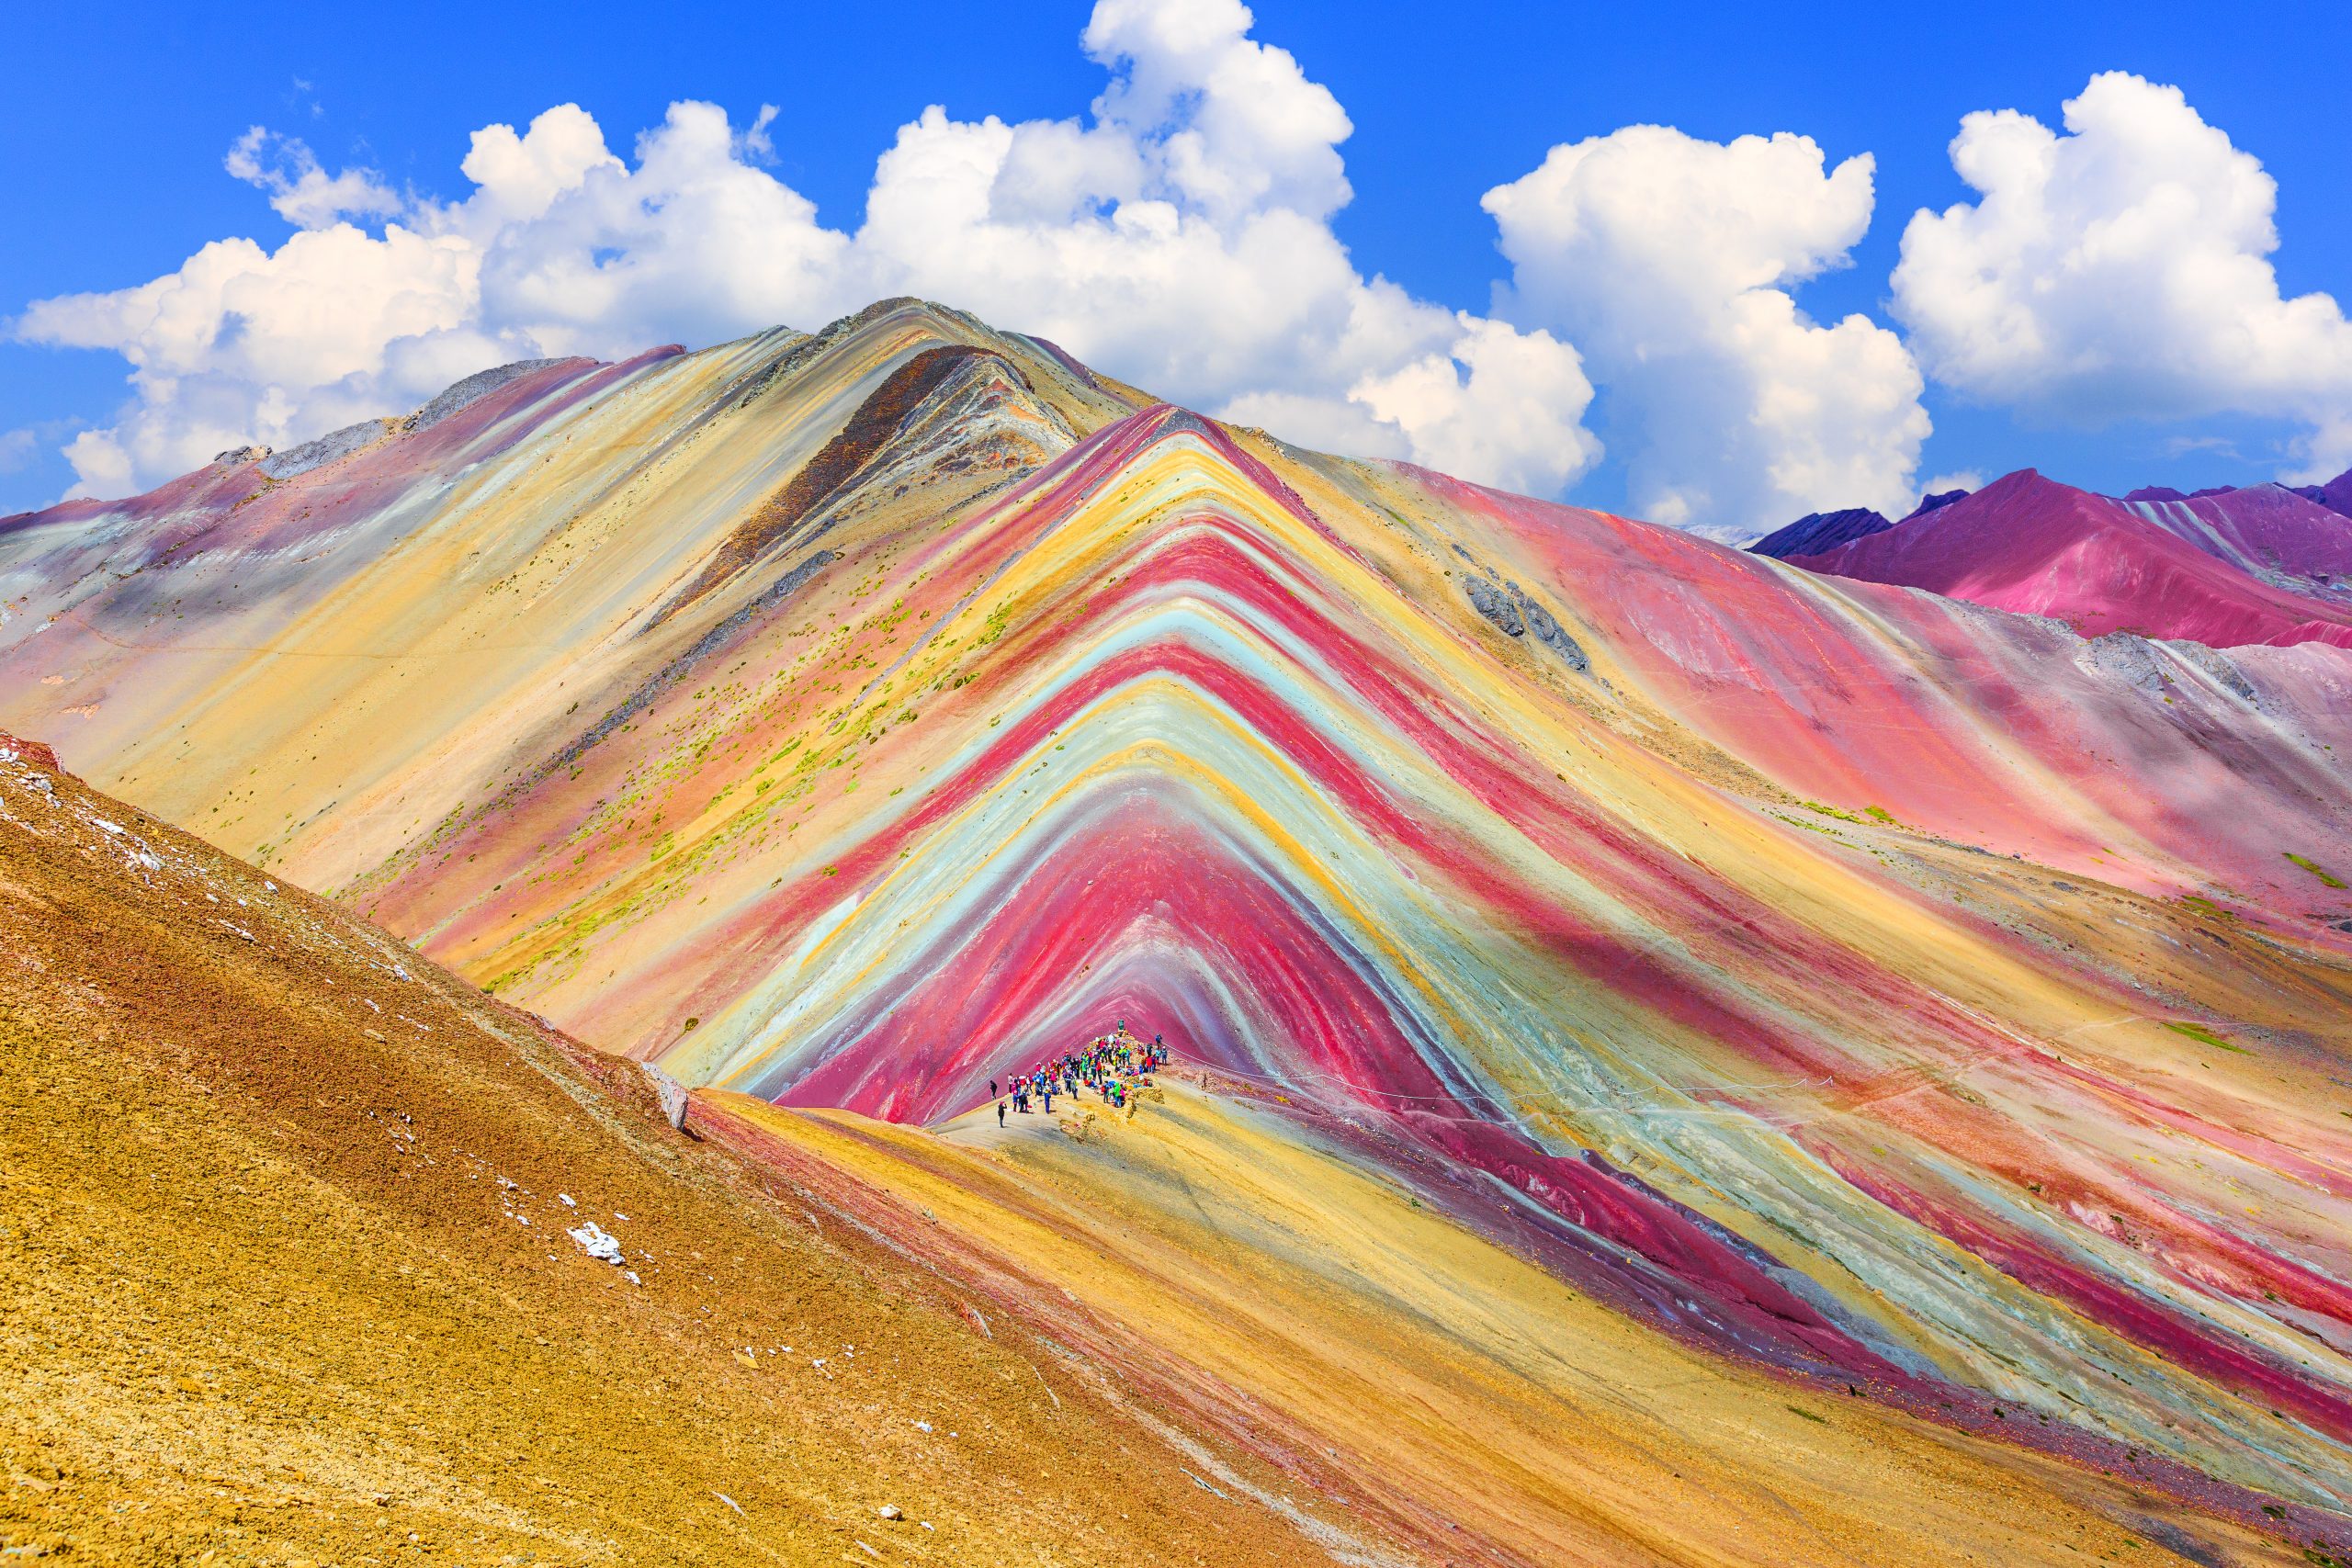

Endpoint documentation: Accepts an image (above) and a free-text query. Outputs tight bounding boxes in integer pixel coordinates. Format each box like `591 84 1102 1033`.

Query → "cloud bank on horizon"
13 0 2352 539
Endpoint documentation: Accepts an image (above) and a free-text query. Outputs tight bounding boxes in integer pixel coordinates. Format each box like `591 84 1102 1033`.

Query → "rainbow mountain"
6 299 2352 1563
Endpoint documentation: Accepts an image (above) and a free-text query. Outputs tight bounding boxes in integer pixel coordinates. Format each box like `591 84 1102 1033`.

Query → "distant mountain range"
1755 467 2352 649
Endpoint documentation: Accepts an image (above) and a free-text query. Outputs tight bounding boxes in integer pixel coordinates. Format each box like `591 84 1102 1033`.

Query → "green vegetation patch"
2163 1020 2248 1054
2283 852 2348 888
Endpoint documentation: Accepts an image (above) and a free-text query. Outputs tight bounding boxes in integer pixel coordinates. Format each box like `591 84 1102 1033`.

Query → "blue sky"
5 0 2348 527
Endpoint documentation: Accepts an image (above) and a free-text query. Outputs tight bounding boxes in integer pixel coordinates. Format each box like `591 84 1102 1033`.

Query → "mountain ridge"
6 299 2352 1552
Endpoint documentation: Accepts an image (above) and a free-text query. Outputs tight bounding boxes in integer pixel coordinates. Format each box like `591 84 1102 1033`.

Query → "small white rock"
877 1505 903 1521
567 1220 625 1265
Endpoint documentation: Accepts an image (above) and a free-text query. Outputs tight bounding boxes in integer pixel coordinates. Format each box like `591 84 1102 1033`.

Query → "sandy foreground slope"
0 737 1358 1567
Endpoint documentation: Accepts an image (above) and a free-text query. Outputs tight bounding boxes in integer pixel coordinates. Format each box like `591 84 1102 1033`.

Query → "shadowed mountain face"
1747 505 1892 559
2290 471 2352 519
1750 490 1972 559
6 300 2352 1550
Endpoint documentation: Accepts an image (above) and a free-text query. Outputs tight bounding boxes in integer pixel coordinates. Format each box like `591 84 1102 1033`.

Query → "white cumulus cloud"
20 222 481 489
224 128 405 230
1893 71 2352 479
1343 315 1600 497
11 0 1598 506
1483 124 1928 541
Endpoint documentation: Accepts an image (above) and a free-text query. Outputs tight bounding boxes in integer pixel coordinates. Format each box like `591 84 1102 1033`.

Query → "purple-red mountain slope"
1790 468 2352 649
2120 481 2352 595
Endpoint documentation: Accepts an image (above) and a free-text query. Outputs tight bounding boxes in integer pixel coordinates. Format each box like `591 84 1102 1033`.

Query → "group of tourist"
991 1019 1170 1127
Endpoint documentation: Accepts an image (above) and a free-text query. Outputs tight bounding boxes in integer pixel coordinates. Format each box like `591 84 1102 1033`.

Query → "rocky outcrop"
1462 565 1590 672
410 356 575 433
255 418 399 479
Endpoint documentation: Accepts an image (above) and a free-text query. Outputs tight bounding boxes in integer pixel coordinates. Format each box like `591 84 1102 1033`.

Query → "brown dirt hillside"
0 734 1385 1568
